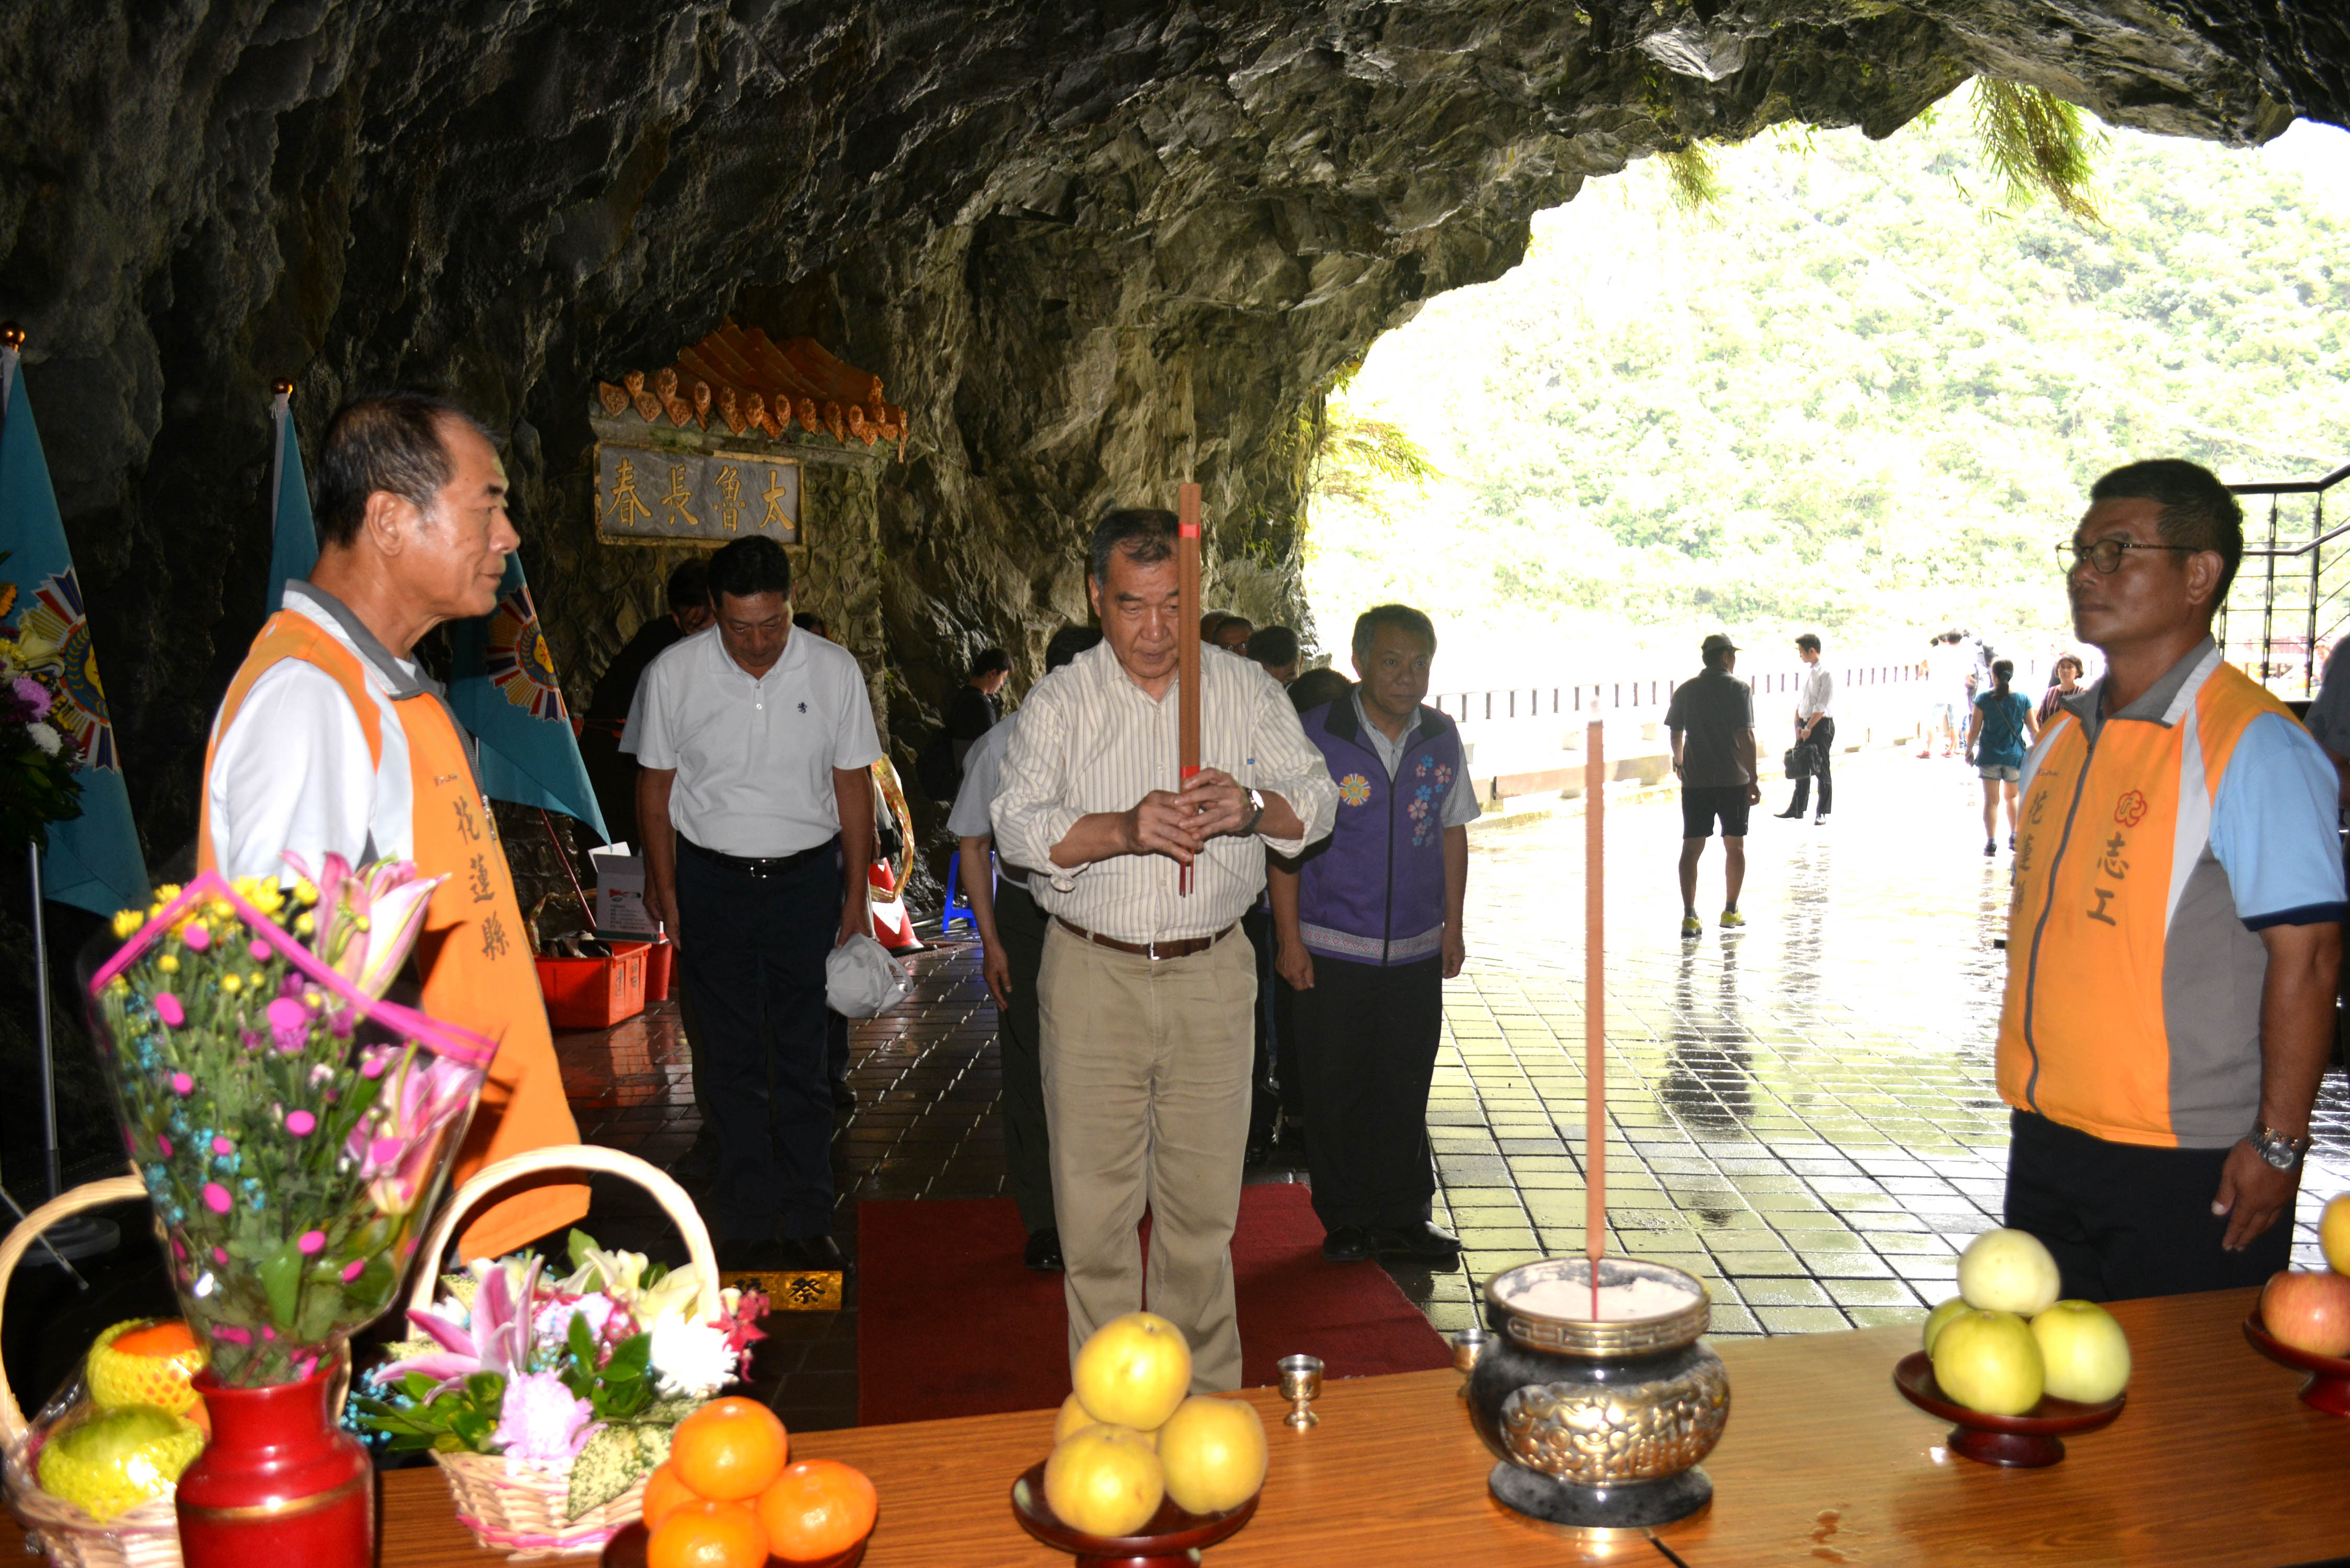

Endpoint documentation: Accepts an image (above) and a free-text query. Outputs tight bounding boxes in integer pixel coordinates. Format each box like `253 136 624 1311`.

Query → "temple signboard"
594 442 800 546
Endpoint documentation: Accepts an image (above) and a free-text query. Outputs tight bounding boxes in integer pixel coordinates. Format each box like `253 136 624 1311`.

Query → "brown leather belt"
1055 917 1237 962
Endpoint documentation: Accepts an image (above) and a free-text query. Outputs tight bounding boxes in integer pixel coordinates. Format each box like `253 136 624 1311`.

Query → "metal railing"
1432 661 1927 724
2221 460 2350 697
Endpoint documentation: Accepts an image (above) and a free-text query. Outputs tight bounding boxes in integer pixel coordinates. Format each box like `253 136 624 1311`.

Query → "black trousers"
2003 1110 2291 1301
1241 909 1288 1144
996 880 1055 1234
1785 717 1834 816
675 837 843 1242
1294 953 1444 1231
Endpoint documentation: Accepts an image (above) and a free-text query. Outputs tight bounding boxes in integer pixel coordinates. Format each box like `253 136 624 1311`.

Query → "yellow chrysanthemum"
155 955 179 975
294 912 315 937
111 909 143 939
152 885 182 906
219 973 242 995
292 880 318 906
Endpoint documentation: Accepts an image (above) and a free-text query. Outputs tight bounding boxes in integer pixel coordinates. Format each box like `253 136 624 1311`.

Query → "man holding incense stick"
996 508 1337 1390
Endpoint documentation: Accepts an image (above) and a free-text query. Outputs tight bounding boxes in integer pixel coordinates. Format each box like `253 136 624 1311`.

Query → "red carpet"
855 1184 1452 1426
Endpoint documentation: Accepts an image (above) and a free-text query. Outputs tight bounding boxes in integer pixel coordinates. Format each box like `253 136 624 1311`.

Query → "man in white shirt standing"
1775 632 1836 823
996 509 1339 1390
947 624 1104 1275
627 535 880 1272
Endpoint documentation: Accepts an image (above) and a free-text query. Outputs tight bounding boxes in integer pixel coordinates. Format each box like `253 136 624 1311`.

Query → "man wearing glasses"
1999 459 2343 1301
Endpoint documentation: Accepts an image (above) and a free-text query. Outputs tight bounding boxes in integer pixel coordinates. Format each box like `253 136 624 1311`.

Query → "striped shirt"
995 640 1339 942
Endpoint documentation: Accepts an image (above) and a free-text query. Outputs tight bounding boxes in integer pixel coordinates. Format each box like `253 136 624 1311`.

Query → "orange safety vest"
1997 649 2295 1149
201 608 588 1259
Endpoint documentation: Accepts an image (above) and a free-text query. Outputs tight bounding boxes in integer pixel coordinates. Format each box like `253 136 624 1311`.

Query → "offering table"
7 1287 2344 1567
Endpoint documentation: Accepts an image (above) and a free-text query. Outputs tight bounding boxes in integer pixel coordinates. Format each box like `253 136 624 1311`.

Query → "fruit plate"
1892 1351 2125 1468
1010 1460 1259 1568
600 1520 867 1568
2242 1311 2350 1415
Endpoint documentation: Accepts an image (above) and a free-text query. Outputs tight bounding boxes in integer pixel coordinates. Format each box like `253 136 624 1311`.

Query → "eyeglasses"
2058 539 2201 575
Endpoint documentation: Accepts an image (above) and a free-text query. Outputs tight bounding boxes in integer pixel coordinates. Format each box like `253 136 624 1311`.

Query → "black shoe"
1321 1225 1377 1263
1984 839 1997 857
1374 1221 1462 1266
716 1238 794 1273
1772 808 1804 819
1023 1229 1064 1272
777 1234 846 1270
831 1078 857 1110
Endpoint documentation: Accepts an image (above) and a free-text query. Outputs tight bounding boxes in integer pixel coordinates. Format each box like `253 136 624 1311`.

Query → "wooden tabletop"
9 1287 2348 1567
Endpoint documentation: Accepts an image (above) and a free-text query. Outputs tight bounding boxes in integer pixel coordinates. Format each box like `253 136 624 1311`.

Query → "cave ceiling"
0 0 2343 857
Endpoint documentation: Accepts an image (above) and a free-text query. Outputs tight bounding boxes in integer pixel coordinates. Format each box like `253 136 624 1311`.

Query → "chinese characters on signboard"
595 443 801 547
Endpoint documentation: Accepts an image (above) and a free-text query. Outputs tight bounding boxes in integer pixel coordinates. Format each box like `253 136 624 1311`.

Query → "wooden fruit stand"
12 1287 2340 1568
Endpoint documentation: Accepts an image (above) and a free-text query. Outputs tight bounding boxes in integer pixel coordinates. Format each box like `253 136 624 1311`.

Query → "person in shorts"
1665 632 1761 938
1966 658 2038 856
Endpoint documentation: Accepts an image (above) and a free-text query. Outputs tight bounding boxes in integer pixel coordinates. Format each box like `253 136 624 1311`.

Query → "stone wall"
1 0 2343 1180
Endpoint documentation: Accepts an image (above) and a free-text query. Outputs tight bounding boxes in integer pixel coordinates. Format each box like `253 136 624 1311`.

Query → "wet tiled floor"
553 749 2350 1425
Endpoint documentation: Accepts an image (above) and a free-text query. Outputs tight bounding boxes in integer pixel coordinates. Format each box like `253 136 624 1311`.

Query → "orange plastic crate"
534 942 650 1029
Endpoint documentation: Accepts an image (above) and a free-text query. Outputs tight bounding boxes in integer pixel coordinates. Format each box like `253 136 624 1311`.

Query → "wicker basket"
0 1175 184 1568
412 1145 722 1561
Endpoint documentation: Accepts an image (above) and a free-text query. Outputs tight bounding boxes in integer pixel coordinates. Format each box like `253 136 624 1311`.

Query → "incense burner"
1465 1258 1729 1529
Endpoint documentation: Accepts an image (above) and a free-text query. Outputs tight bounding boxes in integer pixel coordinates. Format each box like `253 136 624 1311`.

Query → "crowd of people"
191 390 2345 1389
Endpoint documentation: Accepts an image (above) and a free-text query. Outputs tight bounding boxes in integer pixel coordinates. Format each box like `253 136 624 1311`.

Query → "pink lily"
287 852 447 1001
378 1256 540 1392
348 1050 482 1214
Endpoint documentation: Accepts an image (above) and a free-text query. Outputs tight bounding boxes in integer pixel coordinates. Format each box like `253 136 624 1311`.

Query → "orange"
108 1321 202 1357
641 1463 699 1531
755 1461 878 1562
645 1500 767 1568
670 1398 790 1501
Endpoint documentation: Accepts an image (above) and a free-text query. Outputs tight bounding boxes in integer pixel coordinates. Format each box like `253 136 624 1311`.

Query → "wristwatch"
1239 788 1266 838
2248 1121 2312 1171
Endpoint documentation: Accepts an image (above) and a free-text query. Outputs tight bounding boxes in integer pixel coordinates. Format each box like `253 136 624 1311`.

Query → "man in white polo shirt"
626 535 880 1272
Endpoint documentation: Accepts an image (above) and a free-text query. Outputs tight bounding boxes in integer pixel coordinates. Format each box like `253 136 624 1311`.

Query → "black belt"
679 835 836 880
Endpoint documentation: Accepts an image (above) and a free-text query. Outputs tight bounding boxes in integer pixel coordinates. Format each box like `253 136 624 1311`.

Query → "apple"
1921 1296 1968 1355
1155 1396 1267 1515
1043 1425 1164 1537
1957 1228 2062 1317
2321 1194 2350 1277
2029 1300 2131 1403
1073 1311 1193 1432
2261 1269 2350 1358
1930 1308 2045 1416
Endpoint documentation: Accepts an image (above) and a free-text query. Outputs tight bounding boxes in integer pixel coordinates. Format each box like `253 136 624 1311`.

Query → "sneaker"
1720 908 1745 929
1680 914 1702 939
1984 839 1996 857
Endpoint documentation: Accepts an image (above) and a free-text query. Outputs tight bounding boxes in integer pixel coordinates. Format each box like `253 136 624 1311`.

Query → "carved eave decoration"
597 322 908 456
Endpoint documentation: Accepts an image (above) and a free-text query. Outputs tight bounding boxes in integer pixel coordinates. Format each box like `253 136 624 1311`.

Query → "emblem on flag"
483 580 567 722
12 567 119 772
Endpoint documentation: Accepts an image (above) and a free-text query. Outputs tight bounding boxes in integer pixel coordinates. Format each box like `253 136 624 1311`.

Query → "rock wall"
1 0 2343 1178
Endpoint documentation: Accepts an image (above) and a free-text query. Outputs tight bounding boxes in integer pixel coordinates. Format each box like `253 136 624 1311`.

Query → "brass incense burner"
1464 1257 1729 1529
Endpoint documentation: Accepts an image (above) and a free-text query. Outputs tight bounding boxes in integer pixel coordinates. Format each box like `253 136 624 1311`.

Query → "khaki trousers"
1039 921 1257 1391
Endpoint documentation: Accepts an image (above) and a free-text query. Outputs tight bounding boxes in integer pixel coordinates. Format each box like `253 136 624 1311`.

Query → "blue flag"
447 554 610 842
265 388 317 616
0 343 152 916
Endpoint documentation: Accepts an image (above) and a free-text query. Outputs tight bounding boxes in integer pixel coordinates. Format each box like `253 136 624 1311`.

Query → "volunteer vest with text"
200 610 587 1256
1997 654 2291 1149
1294 698 1460 965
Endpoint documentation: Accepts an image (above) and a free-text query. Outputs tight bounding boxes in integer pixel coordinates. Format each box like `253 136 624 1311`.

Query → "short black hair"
969 647 1013 678
1795 632 1822 653
1090 508 1179 583
313 393 490 549
708 535 792 601
791 610 827 635
1351 604 1437 664
665 558 710 614
1287 666 1352 714
2089 458 2245 604
1200 612 1232 639
1246 626 1300 666
1045 625 1104 671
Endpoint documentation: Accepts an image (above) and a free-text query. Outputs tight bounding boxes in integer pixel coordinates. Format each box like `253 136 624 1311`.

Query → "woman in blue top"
1966 658 2038 856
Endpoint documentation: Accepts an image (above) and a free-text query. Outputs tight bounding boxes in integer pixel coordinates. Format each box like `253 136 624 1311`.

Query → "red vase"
176 1363 373 1568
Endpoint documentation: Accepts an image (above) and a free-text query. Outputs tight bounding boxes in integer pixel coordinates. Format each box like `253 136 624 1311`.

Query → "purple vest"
1294 694 1462 965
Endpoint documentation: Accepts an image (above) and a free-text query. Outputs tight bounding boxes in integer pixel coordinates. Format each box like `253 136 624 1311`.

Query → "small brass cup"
1277 1353 1323 1429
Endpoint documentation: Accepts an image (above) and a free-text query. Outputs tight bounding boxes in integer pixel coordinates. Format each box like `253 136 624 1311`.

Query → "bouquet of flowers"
0 560 83 850
355 1231 767 1525
88 857 493 1387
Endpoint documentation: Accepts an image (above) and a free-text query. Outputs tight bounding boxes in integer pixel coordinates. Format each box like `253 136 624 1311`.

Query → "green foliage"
1971 80 2104 221
1306 109 2349 659
1660 142 1726 216
355 1371 508 1454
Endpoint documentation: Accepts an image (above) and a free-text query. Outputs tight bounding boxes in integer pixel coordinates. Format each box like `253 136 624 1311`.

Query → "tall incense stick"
1585 719 1605 1313
1177 484 1203 896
